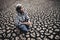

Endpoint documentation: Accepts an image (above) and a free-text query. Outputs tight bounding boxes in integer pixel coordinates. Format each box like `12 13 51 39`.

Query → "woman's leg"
19 24 29 33
25 25 30 30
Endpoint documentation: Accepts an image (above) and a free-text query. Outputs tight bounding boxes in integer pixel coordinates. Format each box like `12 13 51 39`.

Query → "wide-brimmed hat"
16 4 22 7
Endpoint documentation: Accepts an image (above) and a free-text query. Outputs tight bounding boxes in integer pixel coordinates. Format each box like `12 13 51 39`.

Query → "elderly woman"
14 4 32 33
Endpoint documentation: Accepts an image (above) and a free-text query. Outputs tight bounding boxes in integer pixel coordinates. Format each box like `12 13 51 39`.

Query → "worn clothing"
14 12 30 25
14 12 30 33
18 24 30 33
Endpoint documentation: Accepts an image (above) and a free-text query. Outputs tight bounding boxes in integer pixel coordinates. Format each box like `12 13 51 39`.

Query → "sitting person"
14 4 32 34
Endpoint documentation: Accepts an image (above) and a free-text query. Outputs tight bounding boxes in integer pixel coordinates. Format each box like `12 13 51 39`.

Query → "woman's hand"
23 22 32 25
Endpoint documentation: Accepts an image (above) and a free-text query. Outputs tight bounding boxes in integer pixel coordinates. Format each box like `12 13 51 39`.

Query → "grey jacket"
14 12 30 26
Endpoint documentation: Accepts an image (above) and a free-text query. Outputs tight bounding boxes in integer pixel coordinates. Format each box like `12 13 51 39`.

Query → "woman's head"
16 4 24 13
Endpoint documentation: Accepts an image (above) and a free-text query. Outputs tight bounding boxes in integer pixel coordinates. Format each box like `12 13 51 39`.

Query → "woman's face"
20 6 24 13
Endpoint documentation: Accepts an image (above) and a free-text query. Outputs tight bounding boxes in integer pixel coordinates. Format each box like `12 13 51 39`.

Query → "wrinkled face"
16 5 25 14
20 6 24 13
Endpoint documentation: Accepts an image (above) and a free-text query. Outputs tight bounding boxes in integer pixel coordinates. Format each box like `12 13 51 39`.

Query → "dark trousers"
18 24 30 33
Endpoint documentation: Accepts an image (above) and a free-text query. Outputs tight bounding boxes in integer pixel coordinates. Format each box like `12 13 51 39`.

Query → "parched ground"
0 0 60 40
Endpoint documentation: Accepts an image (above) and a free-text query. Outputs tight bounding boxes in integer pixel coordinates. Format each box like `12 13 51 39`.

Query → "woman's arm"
22 21 32 25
